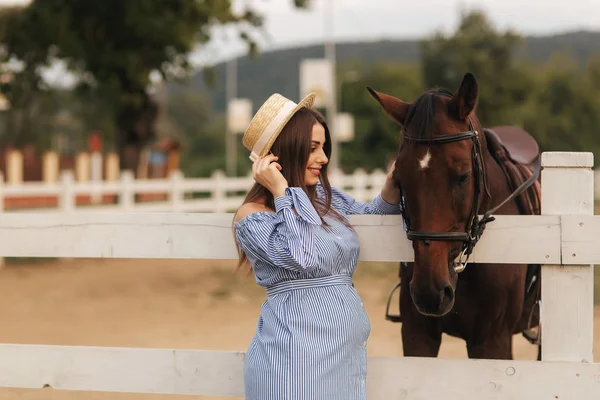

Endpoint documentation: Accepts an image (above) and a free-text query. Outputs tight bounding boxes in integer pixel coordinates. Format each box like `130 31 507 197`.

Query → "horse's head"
368 73 488 317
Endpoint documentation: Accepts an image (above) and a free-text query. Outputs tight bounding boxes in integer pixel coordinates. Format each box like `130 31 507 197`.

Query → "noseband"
397 119 541 272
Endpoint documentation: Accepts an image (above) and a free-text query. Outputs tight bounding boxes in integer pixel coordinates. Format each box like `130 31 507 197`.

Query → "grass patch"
2 257 59 266
210 288 231 298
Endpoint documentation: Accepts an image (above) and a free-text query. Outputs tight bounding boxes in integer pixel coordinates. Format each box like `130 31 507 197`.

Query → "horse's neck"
479 145 519 215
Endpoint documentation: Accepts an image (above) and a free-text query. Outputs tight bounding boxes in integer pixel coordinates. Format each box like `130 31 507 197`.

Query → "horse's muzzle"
409 280 455 317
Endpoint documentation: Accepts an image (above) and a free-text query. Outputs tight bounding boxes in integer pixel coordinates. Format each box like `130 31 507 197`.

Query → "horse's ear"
449 72 479 120
366 87 409 125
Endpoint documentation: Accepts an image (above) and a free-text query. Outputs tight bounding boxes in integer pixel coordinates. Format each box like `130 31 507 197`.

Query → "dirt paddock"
0 258 598 400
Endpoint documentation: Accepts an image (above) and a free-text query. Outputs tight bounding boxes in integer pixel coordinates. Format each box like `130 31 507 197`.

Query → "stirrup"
522 299 541 345
385 280 402 323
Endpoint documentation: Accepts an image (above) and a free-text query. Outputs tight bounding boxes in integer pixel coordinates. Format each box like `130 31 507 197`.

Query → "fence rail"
0 212 560 262
2 167 600 214
0 168 388 213
0 152 598 399
1 344 597 398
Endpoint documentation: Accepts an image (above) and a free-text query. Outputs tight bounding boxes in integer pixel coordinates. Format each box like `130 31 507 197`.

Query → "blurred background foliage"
0 2 599 176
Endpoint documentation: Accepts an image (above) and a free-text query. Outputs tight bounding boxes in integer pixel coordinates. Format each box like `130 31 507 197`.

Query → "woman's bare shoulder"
234 202 274 223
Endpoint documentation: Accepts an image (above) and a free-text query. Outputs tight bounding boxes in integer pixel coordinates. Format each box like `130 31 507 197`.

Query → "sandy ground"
0 258 598 400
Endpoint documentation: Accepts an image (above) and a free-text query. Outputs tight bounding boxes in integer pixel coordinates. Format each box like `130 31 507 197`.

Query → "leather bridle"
396 119 541 273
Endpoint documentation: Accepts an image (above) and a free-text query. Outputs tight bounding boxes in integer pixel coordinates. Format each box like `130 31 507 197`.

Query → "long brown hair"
233 108 350 270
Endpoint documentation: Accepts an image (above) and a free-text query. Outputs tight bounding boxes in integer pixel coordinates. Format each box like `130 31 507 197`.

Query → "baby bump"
263 284 371 346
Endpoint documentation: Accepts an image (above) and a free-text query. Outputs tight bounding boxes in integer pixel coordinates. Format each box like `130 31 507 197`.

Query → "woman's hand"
381 160 401 205
252 154 288 198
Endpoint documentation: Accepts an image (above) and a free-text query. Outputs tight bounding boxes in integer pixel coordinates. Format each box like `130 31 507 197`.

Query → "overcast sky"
193 0 600 64
1 0 599 84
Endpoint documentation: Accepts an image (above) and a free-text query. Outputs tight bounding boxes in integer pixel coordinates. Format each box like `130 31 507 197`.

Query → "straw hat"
242 92 316 161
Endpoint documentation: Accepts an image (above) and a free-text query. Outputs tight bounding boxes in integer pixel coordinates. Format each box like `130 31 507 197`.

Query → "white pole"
324 0 338 173
540 152 595 362
225 56 238 176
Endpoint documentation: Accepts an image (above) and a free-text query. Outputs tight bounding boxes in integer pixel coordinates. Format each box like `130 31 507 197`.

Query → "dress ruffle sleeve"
234 187 322 272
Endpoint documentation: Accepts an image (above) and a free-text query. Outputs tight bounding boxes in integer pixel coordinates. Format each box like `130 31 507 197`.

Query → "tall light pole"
324 0 338 173
225 56 238 176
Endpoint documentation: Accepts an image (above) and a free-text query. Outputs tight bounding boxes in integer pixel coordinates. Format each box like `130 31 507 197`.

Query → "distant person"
232 92 402 400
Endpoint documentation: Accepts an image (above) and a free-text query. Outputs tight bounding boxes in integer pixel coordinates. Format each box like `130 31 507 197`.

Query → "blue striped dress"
234 184 402 400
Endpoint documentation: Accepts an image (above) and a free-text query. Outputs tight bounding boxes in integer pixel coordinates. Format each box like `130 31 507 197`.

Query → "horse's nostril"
443 285 454 303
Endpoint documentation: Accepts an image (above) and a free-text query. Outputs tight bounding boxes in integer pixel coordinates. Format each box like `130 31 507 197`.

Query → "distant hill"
167 30 600 113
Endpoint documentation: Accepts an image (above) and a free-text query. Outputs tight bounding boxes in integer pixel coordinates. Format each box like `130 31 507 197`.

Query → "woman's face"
304 122 328 186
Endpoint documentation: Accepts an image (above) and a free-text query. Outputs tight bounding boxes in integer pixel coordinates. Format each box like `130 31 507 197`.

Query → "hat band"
250 99 298 161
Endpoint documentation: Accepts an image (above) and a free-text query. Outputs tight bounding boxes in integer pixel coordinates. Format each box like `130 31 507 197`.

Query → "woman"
233 93 402 400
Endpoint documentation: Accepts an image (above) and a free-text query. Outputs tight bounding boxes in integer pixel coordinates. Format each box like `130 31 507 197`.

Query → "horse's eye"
456 172 470 186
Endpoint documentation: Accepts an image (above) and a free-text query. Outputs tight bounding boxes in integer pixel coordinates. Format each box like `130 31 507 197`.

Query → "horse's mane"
403 87 454 140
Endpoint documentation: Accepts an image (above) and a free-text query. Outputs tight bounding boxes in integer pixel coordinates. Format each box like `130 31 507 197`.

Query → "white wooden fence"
0 168 387 213
0 151 598 399
2 166 600 215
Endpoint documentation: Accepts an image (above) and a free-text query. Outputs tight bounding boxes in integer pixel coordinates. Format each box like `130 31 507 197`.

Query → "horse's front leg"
400 263 442 357
465 263 524 360
466 328 513 359
465 303 516 360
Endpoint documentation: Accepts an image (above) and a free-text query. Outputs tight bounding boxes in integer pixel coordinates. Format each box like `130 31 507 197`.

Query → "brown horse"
367 72 542 360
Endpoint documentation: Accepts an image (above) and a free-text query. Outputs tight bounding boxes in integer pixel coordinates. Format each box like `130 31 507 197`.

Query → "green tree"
520 52 600 163
0 0 310 173
165 87 223 176
339 61 424 172
585 53 600 91
420 9 534 126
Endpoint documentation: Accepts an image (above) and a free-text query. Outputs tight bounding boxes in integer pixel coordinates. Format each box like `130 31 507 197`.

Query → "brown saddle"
485 126 539 171
484 126 541 216
483 126 543 346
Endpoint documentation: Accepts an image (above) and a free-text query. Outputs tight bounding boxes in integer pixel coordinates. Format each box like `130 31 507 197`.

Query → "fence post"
0 172 4 267
540 151 594 362
169 170 184 212
370 169 387 200
75 152 90 182
6 149 22 184
353 168 367 202
105 152 120 181
0 171 4 212
119 170 135 211
42 151 59 183
58 170 76 212
329 168 342 189
90 151 103 204
212 170 226 213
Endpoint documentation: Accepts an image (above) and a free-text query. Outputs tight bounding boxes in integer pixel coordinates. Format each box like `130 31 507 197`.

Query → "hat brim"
250 93 316 161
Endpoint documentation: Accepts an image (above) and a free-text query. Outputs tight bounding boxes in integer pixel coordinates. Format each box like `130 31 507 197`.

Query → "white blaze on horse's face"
418 149 432 170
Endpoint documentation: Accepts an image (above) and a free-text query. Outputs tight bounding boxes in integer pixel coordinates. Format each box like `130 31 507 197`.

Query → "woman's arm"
321 162 402 215
235 187 323 272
